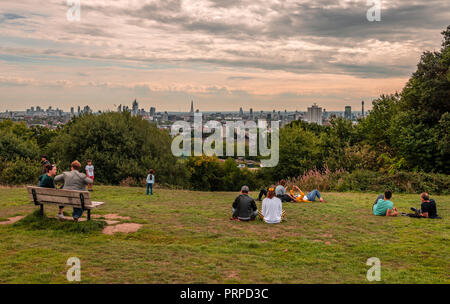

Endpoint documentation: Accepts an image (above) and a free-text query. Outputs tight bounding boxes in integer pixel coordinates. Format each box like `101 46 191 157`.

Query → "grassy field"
0 186 448 284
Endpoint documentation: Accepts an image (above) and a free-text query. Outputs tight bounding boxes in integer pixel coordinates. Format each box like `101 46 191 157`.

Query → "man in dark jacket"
412 193 439 218
41 155 51 174
232 186 258 221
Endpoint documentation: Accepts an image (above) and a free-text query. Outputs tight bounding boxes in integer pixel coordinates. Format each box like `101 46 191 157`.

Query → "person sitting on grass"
259 186 286 224
257 187 268 201
410 192 440 218
275 180 294 202
373 190 398 216
54 160 93 222
289 186 325 202
39 164 65 219
231 185 258 221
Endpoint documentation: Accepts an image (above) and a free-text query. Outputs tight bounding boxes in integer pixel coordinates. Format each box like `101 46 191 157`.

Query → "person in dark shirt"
38 164 57 188
418 193 438 218
41 155 51 174
38 164 65 219
232 186 258 221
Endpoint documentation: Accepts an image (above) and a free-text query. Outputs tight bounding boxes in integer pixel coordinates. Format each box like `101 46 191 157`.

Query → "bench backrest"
27 186 93 208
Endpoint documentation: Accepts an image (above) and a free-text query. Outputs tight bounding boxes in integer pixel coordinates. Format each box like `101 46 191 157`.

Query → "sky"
0 0 448 112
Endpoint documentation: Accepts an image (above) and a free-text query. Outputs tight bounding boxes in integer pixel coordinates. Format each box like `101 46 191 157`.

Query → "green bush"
0 158 41 185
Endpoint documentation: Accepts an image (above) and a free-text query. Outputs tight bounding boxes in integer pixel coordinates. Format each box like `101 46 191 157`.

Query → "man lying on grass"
231 186 258 221
373 190 399 216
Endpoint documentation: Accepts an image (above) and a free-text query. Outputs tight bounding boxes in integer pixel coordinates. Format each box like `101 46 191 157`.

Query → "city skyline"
1 1 449 112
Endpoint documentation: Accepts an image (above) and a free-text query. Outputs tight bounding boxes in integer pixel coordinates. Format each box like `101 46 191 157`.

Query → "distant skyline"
0 0 449 112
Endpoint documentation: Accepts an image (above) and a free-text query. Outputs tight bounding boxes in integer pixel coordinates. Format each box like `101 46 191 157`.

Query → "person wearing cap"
231 186 258 221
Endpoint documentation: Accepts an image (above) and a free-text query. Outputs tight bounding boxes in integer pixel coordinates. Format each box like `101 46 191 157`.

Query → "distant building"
132 99 139 115
150 107 156 116
239 107 244 116
305 103 323 125
190 100 194 113
345 106 352 120
362 100 365 118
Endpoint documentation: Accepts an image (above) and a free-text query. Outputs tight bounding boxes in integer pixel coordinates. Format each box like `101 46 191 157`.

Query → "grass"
0 186 448 284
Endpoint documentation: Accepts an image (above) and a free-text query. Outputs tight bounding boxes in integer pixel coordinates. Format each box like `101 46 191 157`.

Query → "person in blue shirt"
373 190 398 216
146 169 155 195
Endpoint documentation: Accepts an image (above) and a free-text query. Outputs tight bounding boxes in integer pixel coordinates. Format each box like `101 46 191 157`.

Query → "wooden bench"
27 186 105 220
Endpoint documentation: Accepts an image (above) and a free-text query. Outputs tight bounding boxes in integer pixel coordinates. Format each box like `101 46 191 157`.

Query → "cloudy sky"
0 0 448 112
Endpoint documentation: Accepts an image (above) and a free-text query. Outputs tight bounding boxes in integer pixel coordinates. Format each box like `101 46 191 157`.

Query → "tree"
47 112 189 186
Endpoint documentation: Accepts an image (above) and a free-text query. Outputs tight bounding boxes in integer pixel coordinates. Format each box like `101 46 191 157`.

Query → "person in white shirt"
146 169 155 195
259 186 286 224
85 160 94 191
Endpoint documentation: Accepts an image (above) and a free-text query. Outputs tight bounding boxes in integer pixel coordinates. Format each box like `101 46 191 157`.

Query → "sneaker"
57 213 64 219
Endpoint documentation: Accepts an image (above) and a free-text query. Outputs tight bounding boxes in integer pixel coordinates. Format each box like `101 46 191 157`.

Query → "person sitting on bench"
259 186 286 224
275 180 293 202
373 190 398 216
411 193 439 218
54 160 93 222
290 186 325 202
39 163 66 219
231 186 258 221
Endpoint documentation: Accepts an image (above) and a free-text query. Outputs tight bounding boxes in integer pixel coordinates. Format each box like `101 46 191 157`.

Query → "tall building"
132 99 139 115
239 107 243 116
150 107 156 116
190 100 194 113
306 103 323 125
362 100 365 118
345 106 352 120
70 107 74 115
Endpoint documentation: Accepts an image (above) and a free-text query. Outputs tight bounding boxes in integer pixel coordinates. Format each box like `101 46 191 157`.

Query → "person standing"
146 169 155 195
54 160 93 221
85 160 95 191
41 155 51 174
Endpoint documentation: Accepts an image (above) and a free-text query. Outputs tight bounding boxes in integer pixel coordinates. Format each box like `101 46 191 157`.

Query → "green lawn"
0 186 448 284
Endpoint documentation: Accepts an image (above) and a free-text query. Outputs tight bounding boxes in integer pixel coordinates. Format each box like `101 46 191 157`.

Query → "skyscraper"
362 100 365 118
150 107 156 116
132 99 139 115
345 106 352 120
306 103 323 125
190 100 194 113
239 107 243 116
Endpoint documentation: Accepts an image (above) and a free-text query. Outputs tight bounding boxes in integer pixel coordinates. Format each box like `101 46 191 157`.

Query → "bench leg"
40 204 44 216
87 209 91 221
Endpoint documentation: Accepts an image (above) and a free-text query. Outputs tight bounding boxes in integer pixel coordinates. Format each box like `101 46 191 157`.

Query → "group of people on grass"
372 189 439 218
38 156 95 221
232 180 325 224
232 182 440 224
